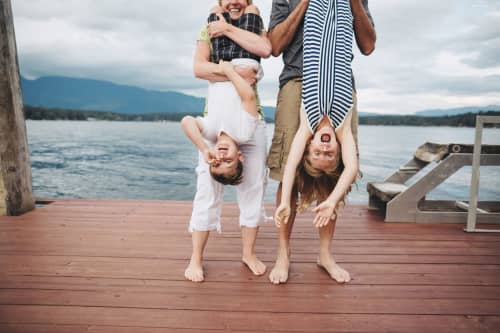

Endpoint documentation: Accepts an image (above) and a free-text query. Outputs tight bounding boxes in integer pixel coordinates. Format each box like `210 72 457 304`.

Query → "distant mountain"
21 75 277 119
415 105 500 117
21 76 206 115
25 75 497 120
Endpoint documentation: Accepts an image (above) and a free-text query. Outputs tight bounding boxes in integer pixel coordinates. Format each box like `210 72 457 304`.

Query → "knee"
244 5 260 15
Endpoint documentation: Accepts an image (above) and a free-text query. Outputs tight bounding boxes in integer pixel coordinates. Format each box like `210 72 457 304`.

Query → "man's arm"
351 0 376 55
268 0 309 57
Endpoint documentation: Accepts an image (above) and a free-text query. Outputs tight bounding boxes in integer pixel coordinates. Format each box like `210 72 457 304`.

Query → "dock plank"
1 200 500 332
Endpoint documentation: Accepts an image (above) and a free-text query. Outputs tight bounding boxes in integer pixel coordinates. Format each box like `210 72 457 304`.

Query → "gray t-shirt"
269 0 374 89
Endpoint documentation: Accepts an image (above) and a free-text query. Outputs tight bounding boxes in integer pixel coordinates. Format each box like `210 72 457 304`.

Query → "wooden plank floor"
1 199 500 333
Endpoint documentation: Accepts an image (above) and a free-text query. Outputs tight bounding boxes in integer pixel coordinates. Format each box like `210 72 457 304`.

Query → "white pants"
189 120 268 232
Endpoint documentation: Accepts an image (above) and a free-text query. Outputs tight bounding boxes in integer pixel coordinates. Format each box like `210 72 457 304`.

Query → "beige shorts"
267 78 358 182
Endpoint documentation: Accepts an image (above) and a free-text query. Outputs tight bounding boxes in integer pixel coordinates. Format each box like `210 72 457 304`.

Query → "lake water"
27 121 500 204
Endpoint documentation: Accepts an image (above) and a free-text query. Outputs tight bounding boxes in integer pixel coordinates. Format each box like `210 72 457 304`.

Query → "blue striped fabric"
303 0 354 133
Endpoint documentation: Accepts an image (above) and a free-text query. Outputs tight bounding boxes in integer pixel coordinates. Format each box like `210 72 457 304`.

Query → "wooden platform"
1 199 500 332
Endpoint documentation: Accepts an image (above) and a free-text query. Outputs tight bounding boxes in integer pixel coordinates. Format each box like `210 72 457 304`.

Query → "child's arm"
180 116 217 164
275 108 312 227
312 112 358 227
219 61 258 118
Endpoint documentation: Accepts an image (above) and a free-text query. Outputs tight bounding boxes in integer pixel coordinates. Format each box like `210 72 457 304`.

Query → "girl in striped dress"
274 0 359 282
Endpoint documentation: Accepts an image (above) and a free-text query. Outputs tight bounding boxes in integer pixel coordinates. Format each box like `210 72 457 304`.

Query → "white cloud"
11 0 500 114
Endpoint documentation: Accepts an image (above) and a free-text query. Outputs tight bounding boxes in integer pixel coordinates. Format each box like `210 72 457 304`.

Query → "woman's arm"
208 13 271 58
193 39 258 85
312 113 358 227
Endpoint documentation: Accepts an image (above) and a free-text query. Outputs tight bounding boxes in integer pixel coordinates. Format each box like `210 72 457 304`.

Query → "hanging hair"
295 138 351 213
210 160 244 185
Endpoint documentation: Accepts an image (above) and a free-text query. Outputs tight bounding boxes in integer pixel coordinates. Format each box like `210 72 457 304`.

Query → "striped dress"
302 0 354 133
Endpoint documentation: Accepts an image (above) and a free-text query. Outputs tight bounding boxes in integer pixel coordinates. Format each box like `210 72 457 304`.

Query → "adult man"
267 0 376 284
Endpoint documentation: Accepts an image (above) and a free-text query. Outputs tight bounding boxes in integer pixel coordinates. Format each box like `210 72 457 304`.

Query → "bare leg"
241 226 266 275
317 219 351 283
269 183 297 284
184 230 210 282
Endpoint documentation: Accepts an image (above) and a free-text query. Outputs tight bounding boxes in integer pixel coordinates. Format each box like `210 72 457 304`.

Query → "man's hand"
234 66 257 86
275 203 291 228
311 199 337 228
208 13 229 38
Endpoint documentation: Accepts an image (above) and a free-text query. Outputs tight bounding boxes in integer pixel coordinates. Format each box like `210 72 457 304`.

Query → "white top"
198 58 261 144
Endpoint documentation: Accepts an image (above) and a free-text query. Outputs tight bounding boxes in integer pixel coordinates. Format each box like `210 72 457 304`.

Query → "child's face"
307 125 340 171
220 0 249 19
210 137 243 177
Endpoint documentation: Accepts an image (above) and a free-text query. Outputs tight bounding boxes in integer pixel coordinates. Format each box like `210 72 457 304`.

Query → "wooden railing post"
0 0 35 215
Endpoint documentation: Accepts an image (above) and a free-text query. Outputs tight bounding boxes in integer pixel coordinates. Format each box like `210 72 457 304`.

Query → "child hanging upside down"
273 0 359 284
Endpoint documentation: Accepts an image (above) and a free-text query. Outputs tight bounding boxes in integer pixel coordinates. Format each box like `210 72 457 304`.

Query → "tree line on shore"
24 105 500 127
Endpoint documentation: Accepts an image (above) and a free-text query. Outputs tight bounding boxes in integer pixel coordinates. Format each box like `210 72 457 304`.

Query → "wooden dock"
1 199 500 332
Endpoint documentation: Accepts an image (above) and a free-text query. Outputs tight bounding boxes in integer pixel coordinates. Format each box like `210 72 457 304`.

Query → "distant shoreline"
24 105 500 127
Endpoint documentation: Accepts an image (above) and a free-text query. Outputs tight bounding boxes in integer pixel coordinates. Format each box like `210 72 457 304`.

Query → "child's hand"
275 203 291 228
202 148 218 166
218 60 234 75
208 13 229 38
311 200 337 228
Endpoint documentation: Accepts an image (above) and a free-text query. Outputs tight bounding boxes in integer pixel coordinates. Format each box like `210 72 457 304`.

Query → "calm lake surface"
27 121 500 203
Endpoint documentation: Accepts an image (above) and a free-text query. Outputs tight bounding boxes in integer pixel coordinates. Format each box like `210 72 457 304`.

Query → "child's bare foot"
242 254 266 275
317 256 351 283
184 259 204 282
269 250 290 284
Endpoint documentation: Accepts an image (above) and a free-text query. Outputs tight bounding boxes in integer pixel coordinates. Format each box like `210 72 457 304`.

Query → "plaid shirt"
208 12 263 64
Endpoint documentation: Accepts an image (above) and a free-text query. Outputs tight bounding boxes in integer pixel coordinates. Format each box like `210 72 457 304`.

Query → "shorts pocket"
267 128 284 169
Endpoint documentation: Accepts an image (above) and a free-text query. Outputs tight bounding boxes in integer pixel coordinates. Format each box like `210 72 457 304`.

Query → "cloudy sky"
11 0 500 114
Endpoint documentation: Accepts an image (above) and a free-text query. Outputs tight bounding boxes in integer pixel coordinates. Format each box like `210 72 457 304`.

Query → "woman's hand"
275 203 291 228
311 199 337 228
208 13 229 38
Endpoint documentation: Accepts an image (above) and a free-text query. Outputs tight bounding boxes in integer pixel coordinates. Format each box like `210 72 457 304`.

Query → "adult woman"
184 0 271 282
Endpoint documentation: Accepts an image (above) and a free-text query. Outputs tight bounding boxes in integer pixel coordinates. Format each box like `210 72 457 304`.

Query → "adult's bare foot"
242 254 266 276
269 250 290 284
317 256 351 283
184 259 204 282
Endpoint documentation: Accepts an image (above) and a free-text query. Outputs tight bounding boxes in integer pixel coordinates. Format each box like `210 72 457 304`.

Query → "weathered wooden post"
0 0 35 215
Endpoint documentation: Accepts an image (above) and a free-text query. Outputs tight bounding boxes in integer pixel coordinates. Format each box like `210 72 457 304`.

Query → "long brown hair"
295 140 350 213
